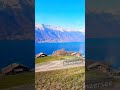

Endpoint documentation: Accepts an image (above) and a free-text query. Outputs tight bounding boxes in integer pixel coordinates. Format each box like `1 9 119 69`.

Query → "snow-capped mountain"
35 24 85 42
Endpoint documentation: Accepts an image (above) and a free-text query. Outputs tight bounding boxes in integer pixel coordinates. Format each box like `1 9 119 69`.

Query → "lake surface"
35 42 85 56
1 39 119 69
0 40 34 69
86 38 120 69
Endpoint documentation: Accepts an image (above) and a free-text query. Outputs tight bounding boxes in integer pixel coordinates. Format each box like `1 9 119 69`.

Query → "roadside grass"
35 66 85 90
35 55 80 64
0 72 34 89
86 70 109 80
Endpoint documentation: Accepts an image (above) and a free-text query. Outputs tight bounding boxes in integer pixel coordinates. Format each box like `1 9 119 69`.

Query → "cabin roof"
87 62 109 69
35 52 47 58
1 63 27 74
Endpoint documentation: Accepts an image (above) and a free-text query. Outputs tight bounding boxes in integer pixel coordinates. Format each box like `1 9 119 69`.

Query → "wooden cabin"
1 63 29 75
87 62 111 73
35 52 47 58
71 52 81 57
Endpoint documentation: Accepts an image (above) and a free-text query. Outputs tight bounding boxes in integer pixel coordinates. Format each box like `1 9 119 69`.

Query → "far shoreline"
35 41 85 44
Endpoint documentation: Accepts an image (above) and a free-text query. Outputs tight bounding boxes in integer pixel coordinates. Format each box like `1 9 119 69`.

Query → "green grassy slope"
35 67 85 90
0 72 34 89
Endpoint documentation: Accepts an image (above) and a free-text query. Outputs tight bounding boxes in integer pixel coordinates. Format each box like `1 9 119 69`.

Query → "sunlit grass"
35 66 85 90
35 55 80 64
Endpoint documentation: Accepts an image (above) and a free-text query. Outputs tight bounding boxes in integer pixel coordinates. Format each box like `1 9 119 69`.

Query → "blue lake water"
0 41 84 69
86 38 120 69
35 42 85 56
0 41 34 69
1 39 119 69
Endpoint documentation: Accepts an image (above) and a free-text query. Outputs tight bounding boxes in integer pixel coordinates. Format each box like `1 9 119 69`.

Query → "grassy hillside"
35 66 85 90
35 56 80 64
0 72 34 89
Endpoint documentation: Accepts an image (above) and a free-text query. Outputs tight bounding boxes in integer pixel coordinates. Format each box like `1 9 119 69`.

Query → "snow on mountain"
35 24 85 42
43 25 65 32
35 24 83 32
35 24 44 30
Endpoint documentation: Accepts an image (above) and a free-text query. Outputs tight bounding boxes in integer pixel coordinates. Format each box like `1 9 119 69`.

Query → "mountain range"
86 9 120 38
35 24 85 42
0 0 34 40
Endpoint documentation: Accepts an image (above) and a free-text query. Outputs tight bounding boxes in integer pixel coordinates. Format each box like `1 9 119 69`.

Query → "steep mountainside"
86 11 120 38
0 0 34 40
35 24 85 42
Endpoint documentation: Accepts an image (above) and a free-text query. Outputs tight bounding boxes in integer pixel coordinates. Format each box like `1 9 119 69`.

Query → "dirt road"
35 59 85 72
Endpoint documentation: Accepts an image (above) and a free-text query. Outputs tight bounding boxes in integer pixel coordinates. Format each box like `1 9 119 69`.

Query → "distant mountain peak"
35 24 44 30
35 24 85 42
35 24 66 32
35 24 83 32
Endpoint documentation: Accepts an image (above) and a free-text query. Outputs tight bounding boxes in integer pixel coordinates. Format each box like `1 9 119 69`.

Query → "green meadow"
35 55 80 64
35 66 85 90
0 72 34 89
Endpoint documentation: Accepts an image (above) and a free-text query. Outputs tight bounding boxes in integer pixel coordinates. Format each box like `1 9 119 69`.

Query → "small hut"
87 62 111 73
71 52 81 57
1 63 29 75
35 52 47 58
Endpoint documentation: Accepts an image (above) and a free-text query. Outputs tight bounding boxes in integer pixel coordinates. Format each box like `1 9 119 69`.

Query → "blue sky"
35 0 85 32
